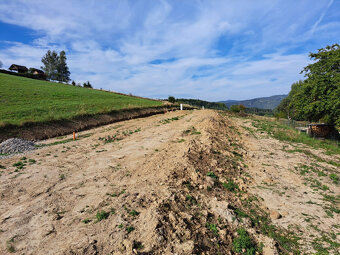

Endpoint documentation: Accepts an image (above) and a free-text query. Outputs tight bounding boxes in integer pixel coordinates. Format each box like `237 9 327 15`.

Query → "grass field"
0 73 162 126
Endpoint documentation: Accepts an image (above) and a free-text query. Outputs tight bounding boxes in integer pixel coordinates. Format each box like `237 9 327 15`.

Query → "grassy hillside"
0 73 162 126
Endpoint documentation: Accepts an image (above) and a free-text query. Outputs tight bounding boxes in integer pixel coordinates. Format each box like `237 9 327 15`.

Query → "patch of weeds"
118 223 123 229
6 238 15 253
183 181 193 190
329 173 339 184
126 225 135 233
206 222 219 236
207 171 218 179
185 194 197 206
109 189 126 197
12 161 24 168
133 241 144 250
177 139 185 143
222 180 239 192
183 126 201 135
82 218 91 224
0 164 6 169
59 174 65 180
160 116 181 124
20 156 27 160
233 228 256 255
28 159 36 164
95 210 110 222
129 210 140 217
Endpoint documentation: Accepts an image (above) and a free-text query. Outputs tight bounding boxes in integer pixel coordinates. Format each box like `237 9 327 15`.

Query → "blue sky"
0 0 339 101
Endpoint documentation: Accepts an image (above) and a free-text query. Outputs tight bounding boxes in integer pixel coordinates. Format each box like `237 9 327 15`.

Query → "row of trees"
41 50 93 89
41 50 70 83
277 44 340 125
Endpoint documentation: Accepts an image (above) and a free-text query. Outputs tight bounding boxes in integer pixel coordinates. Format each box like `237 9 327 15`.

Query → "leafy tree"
71 80 76 86
41 50 70 83
83 81 92 88
277 44 340 125
230 105 241 113
239 104 246 112
57 50 70 83
41 50 59 81
168 96 176 103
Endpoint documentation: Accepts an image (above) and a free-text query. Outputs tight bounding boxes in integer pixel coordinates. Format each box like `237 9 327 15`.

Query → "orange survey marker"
73 132 76 140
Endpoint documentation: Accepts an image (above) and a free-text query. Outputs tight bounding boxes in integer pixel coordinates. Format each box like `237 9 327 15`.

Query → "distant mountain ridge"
220 94 287 110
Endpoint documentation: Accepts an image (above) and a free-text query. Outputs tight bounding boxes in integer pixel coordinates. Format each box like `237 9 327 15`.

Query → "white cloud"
0 0 338 100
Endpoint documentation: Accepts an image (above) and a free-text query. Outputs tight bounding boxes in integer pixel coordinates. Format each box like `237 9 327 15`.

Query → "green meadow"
0 73 162 126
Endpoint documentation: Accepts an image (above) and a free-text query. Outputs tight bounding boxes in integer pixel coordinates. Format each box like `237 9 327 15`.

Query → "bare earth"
0 110 339 254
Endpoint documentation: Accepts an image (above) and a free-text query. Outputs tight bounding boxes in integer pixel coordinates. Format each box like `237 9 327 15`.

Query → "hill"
220 94 287 109
0 73 162 126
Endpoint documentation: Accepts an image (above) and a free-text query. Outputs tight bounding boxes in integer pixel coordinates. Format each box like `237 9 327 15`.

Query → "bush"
168 96 175 103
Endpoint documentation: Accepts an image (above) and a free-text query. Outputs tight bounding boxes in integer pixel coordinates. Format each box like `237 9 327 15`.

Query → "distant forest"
175 98 227 110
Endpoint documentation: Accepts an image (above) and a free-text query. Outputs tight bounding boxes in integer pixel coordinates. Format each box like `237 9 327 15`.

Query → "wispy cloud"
0 0 339 100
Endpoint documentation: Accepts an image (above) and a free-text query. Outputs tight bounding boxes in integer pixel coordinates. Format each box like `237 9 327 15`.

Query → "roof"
31 68 44 74
9 64 28 72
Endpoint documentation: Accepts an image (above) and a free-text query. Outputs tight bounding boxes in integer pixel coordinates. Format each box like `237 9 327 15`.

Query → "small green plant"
133 240 144 250
96 210 110 222
12 161 24 167
207 171 218 179
206 223 219 236
6 238 15 253
177 139 185 143
118 223 123 229
129 210 140 217
0 164 6 169
126 225 135 233
59 174 65 180
20 157 27 160
329 173 339 184
28 159 36 164
233 228 256 255
82 218 91 224
222 180 239 192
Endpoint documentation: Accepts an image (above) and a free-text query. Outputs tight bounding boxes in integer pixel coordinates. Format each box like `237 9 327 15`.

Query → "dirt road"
0 110 339 254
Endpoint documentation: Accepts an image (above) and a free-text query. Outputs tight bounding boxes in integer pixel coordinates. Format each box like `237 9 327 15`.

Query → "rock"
0 138 36 155
206 176 215 186
270 210 282 220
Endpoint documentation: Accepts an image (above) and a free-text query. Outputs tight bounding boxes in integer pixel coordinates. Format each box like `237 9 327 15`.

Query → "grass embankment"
251 117 340 156
0 73 162 126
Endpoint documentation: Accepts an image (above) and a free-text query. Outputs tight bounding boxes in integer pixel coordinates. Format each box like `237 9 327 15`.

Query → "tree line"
277 44 340 126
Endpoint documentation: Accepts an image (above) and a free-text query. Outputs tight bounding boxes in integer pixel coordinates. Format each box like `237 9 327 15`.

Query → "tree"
277 44 340 125
83 81 92 88
230 105 241 113
168 96 175 103
41 50 70 83
57 50 70 83
41 50 59 81
71 80 76 86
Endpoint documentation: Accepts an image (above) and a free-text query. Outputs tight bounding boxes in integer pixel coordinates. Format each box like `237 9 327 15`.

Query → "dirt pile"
0 110 337 254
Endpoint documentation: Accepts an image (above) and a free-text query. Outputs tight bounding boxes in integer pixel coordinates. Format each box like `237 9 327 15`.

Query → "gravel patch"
0 138 36 156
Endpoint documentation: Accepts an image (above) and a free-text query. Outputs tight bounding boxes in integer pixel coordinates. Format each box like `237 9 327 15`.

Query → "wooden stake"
73 131 76 140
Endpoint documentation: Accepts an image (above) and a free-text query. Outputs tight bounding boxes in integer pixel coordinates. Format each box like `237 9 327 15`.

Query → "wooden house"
9 64 28 73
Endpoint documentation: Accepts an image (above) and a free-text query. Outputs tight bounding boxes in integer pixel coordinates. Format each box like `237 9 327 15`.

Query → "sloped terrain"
0 110 338 254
